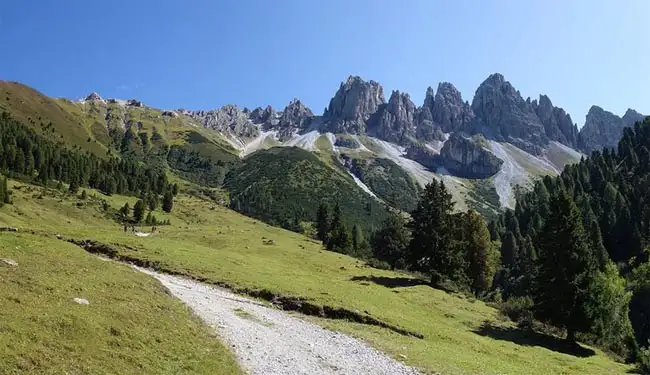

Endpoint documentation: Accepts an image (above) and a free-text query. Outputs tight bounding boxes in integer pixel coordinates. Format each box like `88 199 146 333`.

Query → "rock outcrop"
162 110 179 118
126 99 143 107
278 99 313 129
532 95 579 148
85 92 103 102
250 106 277 127
368 91 417 144
406 134 502 178
185 105 259 138
438 134 502 178
431 82 474 133
623 108 646 127
470 73 547 154
578 106 633 153
324 76 385 134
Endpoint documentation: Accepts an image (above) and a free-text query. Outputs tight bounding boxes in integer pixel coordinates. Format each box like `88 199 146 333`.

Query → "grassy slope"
0 179 630 375
0 81 108 157
0 231 241 375
0 81 239 162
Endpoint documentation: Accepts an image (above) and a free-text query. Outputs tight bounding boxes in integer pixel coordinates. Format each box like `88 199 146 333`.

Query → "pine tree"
133 199 146 222
120 202 130 218
534 191 597 342
80 190 87 200
145 212 153 225
352 224 362 251
162 191 174 213
316 203 329 244
0 176 5 207
408 180 464 285
68 179 79 194
462 210 501 295
147 193 158 211
371 214 410 269
327 204 350 253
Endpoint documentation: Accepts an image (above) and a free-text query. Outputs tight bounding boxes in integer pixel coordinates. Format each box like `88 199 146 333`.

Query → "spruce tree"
0 176 5 207
462 210 501 295
327 204 350 253
162 191 174 213
408 180 464 285
316 203 329 244
371 214 410 269
534 191 597 342
120 202 130 219
133 199 146 222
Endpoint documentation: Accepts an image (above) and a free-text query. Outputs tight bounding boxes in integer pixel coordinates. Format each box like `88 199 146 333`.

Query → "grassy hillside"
349 157 421 212
224 147 390 233
0 179 631 375
0 81 239 176
0 231 241 375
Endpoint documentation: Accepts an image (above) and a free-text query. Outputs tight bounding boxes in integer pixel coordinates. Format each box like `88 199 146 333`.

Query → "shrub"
500 296 534 328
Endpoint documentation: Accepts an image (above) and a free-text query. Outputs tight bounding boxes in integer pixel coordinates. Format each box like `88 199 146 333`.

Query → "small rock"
1 258 18 267
399 354 407 359
73 298 89 305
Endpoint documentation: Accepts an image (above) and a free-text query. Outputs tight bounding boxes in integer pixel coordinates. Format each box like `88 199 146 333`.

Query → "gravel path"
136 267 423 375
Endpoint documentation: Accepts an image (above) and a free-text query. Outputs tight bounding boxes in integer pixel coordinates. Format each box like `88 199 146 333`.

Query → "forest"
315 117 650 371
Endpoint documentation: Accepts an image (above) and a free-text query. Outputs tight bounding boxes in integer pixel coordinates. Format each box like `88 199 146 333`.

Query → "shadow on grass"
473 321 596 358
350 275 430 289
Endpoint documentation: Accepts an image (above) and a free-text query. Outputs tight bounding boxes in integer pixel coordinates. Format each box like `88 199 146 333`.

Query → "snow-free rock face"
415 87 443 141
324 76 385 134
185 105 260 138
578 105 628 153
405 134 502 179
533 95 579 148
278 99 313 129
439 134 503 178
471 73 547 154
85 92 103 102
369 91 417 144
623 108 646 127
431 82 474 133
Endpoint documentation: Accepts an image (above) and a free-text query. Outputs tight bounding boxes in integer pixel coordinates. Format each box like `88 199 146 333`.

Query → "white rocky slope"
221 126 583 210
137 267 423 375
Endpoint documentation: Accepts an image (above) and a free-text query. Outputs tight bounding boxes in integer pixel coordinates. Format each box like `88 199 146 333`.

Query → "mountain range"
0 74 645 225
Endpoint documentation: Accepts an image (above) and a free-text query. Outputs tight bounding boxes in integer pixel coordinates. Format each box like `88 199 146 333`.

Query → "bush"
637 345 650 374
366 258 392 270
500 296 534 328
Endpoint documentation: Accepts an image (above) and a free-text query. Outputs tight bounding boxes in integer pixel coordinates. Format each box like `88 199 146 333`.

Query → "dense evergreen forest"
0 111 175 202
318 116 650 370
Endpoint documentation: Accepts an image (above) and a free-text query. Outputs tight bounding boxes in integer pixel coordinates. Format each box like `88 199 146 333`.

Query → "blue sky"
1 0 648 126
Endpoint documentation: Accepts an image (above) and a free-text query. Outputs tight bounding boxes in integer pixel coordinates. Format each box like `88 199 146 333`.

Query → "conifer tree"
133 199 146 222
327 204 350 253
120 202 130 218
462 210 501 295
316 203 329 244
371 214 410 269
408 180 464 285
162 191 174 213
534 191 597 342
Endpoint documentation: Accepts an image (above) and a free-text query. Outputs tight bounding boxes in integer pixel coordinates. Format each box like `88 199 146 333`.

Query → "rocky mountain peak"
278 99 314 129
471 73 547 154
324 75 385 133
431 82 474 133
533 94 578 148
578 105 626 153
184 104 259 139
368 90 417 144
623 108 646 126
85 92 103 102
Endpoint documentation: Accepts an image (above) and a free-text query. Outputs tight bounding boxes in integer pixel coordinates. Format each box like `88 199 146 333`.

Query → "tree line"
315 117 650 369
317 178 501 296
489 117 650 364
0 112 175 202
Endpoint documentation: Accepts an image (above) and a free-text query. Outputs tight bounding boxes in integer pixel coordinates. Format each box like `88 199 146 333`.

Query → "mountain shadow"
350 275 430 289
473 321 595 358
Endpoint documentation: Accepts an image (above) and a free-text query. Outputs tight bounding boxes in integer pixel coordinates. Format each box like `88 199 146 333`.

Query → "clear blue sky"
1 0 648 126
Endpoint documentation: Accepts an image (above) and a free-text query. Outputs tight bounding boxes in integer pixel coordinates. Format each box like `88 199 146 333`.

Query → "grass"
0 232 241 375
0 178 632 375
